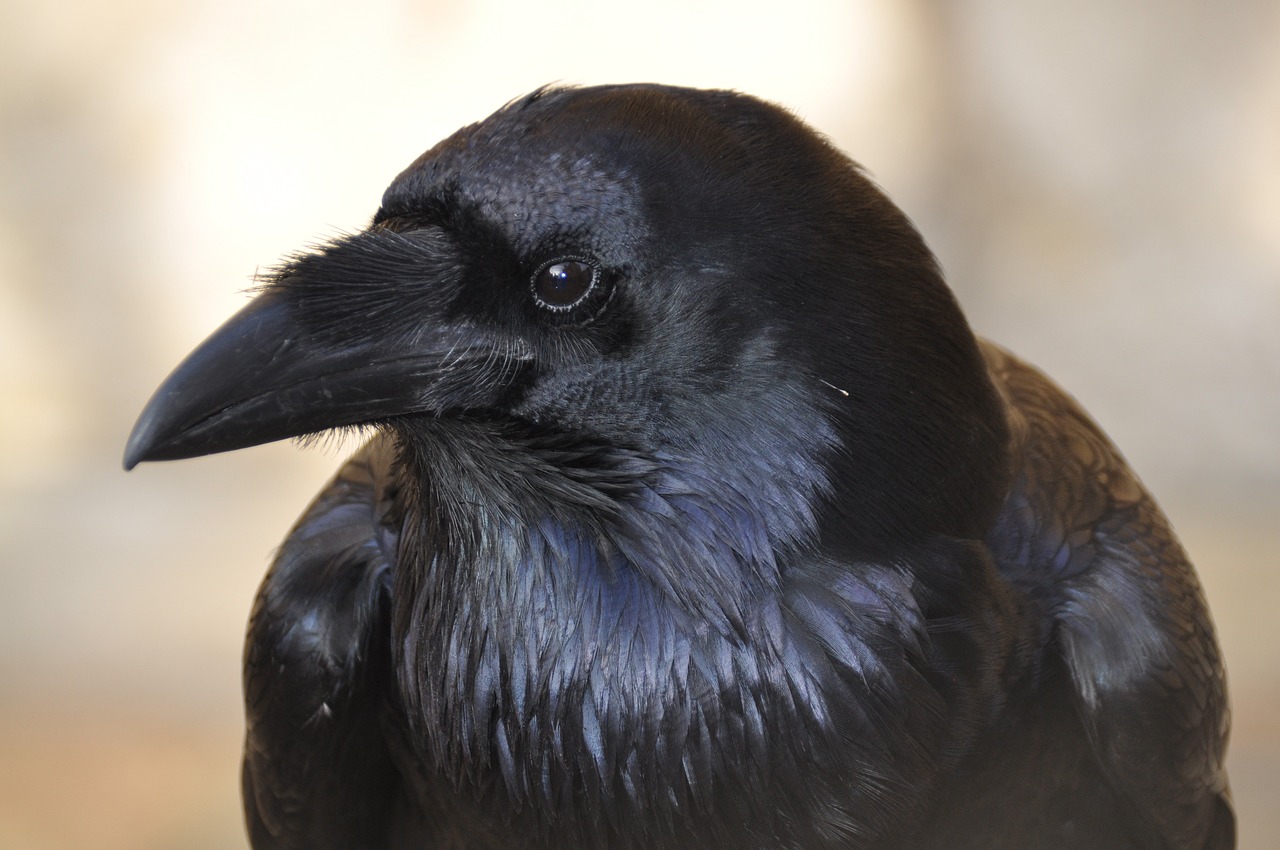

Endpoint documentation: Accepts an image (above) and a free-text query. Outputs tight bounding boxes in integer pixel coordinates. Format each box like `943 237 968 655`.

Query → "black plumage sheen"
125 84 1234 849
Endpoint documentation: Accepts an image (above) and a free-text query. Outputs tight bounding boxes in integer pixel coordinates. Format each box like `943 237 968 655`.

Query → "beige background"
2 1 1277 848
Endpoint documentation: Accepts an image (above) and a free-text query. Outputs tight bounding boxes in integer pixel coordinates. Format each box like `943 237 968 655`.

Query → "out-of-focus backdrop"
2 1 1276 847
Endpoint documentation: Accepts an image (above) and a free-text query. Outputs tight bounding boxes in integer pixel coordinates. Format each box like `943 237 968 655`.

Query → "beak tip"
123 396 178 470
123 419 155 471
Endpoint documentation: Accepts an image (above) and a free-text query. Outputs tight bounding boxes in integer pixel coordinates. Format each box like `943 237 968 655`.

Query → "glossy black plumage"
126 84 1233 849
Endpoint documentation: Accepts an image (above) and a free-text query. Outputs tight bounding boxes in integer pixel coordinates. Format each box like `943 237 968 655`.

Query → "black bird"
125 84 1233 849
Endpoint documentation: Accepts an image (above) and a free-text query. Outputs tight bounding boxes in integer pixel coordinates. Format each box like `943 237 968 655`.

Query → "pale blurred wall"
1 1 1276 848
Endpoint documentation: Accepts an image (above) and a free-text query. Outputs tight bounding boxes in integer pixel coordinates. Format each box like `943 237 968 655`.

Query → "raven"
125 84 1233 849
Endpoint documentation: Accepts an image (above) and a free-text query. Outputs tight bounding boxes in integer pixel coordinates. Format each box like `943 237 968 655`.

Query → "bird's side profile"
125 84 1234 849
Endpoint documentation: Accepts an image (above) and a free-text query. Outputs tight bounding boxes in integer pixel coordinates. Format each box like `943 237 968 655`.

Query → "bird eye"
532 259 598 311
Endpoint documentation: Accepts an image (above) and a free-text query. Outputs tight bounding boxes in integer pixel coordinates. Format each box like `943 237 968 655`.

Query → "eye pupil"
534 260 595 309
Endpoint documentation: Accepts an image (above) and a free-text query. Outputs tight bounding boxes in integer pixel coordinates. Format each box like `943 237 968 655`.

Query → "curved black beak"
124 251 530 469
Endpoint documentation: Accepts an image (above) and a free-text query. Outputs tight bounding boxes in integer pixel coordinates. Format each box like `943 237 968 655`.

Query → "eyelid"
531 256 599 311
528 255 617 325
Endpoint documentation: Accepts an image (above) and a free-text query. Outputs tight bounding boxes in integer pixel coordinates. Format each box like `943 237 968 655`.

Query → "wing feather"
242 436 402 849
984 342 1234 850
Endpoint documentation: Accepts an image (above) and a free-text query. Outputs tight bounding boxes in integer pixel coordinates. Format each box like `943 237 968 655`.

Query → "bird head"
125 84 1008 554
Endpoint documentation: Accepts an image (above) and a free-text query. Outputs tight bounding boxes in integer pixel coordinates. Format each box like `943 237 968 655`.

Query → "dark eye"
532 259 598 310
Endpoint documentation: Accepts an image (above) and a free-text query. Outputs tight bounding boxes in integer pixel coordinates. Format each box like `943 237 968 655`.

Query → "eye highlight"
531 259 598 311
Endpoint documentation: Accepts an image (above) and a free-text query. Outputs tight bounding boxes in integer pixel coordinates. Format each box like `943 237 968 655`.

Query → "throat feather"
386 416 849 834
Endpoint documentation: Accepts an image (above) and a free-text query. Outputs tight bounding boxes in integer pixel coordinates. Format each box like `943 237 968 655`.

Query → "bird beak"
124 251 529 469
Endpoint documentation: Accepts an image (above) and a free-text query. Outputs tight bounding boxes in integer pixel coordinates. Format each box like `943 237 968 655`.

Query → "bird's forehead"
383 119 651 259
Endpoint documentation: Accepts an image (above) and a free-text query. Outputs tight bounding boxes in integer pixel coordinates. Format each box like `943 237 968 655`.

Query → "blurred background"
1 0 1276 847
